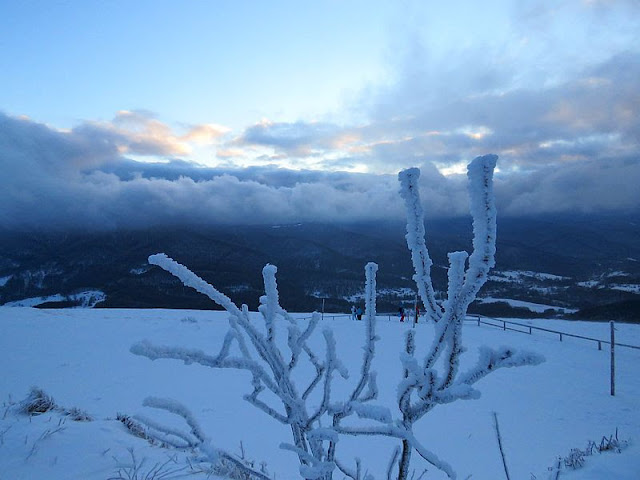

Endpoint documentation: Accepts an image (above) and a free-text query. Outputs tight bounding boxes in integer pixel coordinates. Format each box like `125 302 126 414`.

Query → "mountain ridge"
0 214 638 319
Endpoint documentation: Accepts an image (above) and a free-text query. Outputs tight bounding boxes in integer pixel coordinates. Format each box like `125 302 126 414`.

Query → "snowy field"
1 307 639 479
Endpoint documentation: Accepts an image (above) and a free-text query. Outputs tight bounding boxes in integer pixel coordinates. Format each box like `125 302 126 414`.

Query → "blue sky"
1 0 639 229
1 0 392 129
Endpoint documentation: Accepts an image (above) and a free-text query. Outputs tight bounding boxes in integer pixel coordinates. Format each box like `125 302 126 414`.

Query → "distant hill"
0 214 638 319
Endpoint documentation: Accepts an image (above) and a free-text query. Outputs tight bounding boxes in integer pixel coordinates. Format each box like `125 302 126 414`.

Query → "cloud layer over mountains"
1 102 638 232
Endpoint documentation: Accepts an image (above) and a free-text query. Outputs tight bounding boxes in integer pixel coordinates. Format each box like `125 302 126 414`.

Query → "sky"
0 0 639 230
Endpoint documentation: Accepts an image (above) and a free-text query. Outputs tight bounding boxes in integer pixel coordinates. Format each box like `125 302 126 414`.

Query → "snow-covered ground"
489 270 571 282
610 284 640 294
2 290 106 308
1 307 639 479
476 296 578 313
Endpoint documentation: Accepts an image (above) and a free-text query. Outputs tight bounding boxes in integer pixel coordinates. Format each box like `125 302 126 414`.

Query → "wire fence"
297 312 640 352
465 315 640 351
298 312 421 322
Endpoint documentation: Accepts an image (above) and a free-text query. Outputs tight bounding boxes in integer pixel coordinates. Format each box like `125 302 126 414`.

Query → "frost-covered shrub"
381 155 544 479
18 387 57 415
64 406 93 422
16 387 92 421
552 430 628 475
132 261 382 480
133 154 544 480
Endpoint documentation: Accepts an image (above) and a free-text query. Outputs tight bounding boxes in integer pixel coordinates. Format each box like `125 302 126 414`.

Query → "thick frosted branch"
459 154 498 309
422 155 498 372
437 251 469 388
148 254 287 380
457 346 545 386
359 371 379 403
130 340 282 397
327 262 381 466
350 402 392 423
289 312 321 370
307 427 339 444
398 329 417 415
398 168 443 323
364 262 378 322
259 264 279 343
244 392 289 424
353 262 379 402
443 252 467 315
142 396 206 443
132 414 197 448
149 253 242 318
405 431 456 479
309 329 348 425
301 344 325 401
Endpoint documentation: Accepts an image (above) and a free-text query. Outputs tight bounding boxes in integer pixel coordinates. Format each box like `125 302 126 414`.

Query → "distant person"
415 305 420 323
351 305 356 321
356 306 363 320
399 307 405 322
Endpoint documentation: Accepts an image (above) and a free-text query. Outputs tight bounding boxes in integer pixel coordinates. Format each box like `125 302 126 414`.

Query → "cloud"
234 119 353 157
70 110 231 158
1 106 638 232
497 155 640 215
223 49 640 180
0 112 438 230
182 123 230 144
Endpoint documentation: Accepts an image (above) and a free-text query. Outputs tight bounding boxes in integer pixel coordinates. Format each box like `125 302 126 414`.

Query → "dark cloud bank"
0 107 638 232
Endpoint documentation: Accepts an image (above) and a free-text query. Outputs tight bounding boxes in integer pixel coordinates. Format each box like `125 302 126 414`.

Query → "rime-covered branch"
353 262 379 404
135 254 387 479
398 168 443 323
125 396 272 480
148 253 242 318
326 263 381 466
143 396 206 443
394 155 543 480
457 346 545 386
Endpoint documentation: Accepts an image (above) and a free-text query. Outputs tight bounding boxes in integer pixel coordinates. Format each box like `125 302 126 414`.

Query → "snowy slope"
1 308 639 479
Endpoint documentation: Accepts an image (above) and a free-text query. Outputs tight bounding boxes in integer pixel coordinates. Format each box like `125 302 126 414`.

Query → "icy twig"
492 412 511 480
